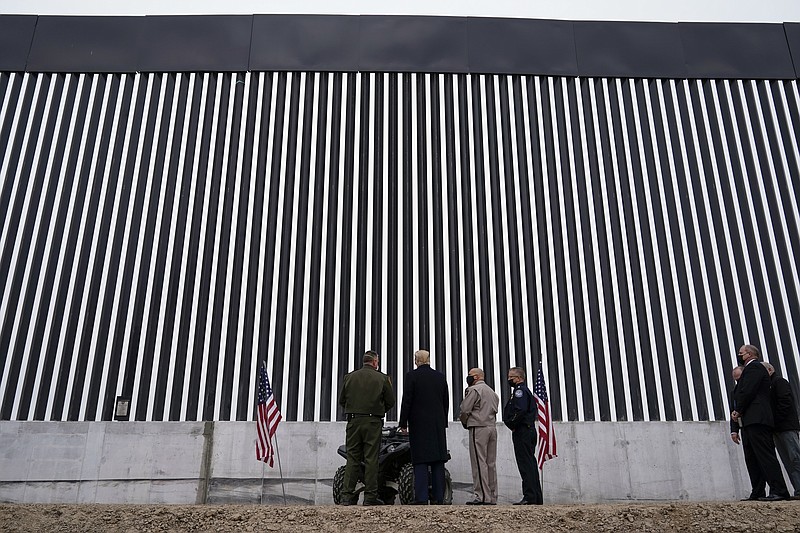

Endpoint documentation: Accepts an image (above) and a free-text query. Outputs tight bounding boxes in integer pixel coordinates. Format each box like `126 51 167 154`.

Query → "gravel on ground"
2 502 800 532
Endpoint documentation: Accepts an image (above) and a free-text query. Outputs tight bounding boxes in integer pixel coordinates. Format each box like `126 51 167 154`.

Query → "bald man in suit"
731 345 790 501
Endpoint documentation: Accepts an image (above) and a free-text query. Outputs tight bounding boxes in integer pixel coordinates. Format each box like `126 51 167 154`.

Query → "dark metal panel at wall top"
26 16 141 72
250 15 360 71
0 15 37 71
574 21 687 79
138 15 252 72
358 16 468 73
680 22 796 79
466 17 578 76
785 23 800 79
7 16 800 80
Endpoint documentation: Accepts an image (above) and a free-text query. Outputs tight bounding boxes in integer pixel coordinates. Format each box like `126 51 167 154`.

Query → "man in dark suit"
731 345 790 501
763 362 800 499
398 349 449 504
729 365 766 500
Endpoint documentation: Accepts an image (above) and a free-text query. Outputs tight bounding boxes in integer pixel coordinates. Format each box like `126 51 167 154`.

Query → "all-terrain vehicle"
332 426 453 505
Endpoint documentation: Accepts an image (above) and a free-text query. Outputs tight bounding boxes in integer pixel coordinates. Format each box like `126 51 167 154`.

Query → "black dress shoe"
513 499 540 505
338 500 355 506
758 495 787 501
790 495 800 500
465 500 485 505
363 499 386 506
411 501 428 505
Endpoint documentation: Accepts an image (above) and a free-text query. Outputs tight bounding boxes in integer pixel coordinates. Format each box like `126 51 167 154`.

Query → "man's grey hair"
741 344 761 360
509 367 526 380
762 361 775 375
414 350 430 365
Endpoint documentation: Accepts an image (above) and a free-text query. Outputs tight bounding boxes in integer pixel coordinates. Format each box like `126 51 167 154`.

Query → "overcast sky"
2 0 799 22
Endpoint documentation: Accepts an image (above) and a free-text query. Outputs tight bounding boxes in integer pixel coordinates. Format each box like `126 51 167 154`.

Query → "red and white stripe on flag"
256 365 282 467
534 367 557 470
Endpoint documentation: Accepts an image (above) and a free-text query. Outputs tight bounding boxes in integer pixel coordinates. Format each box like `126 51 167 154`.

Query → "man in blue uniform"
502 366 543 505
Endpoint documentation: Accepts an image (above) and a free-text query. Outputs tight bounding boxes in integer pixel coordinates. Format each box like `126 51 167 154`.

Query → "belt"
346 413 383 421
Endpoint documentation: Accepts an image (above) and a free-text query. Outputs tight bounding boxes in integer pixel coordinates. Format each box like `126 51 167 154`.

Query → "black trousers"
413 461 445 503
741 423 789 498
740 430 766 498
512 427 543 504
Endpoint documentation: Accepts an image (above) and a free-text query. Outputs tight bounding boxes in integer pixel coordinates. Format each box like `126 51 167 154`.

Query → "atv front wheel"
398 463 415 504
333 465 362 505
398 463 454 505
442 468 453 505
332 465 347 504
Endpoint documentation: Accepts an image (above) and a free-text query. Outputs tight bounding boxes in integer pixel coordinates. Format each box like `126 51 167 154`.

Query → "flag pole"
540 464 544 496
274 432 287 505
260 457 265 505
266 356 286 505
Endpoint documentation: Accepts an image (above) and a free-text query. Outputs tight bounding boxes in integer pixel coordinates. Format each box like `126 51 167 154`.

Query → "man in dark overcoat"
398 349 449 504
729 365 767 500
731 344 790 501
763 361 800 498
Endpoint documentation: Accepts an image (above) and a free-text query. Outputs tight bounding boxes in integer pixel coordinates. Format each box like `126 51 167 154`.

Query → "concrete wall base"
0 421 759 504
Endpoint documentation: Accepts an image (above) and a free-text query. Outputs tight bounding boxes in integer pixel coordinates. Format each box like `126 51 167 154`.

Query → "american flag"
534 366 557 470
256 364 282 467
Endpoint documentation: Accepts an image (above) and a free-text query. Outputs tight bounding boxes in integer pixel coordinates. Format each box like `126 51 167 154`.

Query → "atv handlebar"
382 426 401 438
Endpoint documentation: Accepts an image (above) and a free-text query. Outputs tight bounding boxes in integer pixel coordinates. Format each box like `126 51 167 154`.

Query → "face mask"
508 379 516 388
466 375 475 386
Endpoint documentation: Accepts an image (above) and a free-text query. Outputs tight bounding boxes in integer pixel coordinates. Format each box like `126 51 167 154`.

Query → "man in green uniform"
338 350 395 505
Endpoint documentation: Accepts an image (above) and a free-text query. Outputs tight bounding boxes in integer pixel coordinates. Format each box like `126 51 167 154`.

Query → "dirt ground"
1 502 800 532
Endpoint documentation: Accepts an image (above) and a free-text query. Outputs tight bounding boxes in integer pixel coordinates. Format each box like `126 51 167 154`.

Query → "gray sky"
2 0 799 22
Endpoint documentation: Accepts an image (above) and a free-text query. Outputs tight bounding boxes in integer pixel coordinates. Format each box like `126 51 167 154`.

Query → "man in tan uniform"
459 367 499 505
